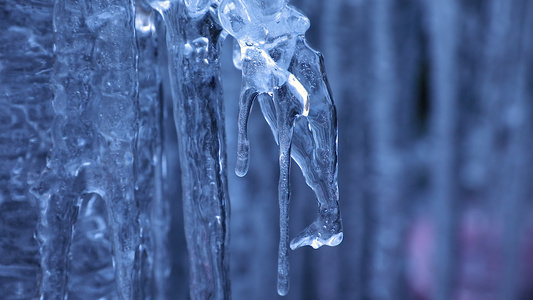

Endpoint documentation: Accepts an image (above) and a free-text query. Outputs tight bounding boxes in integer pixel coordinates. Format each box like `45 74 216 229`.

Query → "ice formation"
218 0 343 295
34 1 141 298
149 0 231 298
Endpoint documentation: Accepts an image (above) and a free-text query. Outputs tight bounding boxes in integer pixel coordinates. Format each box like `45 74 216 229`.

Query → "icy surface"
135 4 169 299
0 1 54 298
219 0 343 295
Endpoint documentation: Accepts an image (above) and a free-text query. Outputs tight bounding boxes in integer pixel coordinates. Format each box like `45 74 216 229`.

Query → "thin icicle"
37 0 140 298
150 1 231 298
135 4 169 299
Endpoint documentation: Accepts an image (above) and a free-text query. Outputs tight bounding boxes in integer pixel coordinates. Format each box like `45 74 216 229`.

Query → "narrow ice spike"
236 88 257 177
275 85 297 297
277 133 291 296
151 1 231 299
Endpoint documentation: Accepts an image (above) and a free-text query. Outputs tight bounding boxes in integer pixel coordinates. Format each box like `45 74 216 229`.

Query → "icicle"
135 3 169 299
218 0 342 295
150 1 231 298
36 0 140 298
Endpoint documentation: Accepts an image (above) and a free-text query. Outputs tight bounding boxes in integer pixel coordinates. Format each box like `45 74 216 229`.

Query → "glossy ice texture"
150 1 231 299
219 0 343 295
33 0 142 298
0 1 54 298
135 4 169 299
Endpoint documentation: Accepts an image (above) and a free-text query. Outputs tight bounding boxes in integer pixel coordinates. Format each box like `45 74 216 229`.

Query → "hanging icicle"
149 0 231 298
218 0 343 295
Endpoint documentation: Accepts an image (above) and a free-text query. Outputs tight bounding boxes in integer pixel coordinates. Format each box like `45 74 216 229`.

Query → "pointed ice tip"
277 281 289 296
235 169 247 177
235 157 249 177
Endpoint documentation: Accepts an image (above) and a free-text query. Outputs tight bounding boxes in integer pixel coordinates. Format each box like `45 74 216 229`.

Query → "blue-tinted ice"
150 0 231 298
219 0 343 295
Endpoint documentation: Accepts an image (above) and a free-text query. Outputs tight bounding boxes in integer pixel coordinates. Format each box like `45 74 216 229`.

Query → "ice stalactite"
149 1 231 298
135 4 169 299
35 0 140 298
218 0 342 295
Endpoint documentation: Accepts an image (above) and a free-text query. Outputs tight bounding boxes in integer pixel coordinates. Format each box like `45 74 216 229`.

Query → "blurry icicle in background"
2 0 533 300
424 0 459 299
135 4 169 299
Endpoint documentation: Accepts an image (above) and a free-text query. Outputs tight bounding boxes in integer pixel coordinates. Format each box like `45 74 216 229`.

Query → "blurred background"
2 0 533 299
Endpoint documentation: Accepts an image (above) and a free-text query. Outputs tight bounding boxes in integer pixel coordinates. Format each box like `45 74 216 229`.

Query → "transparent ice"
149 0 231 298
34 1 141 298
0 1 54 297
218 0 343 295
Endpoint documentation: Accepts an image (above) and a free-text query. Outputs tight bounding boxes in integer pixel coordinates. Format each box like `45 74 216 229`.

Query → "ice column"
218 0 343 295
35 0 140 298
150 1 231 299
135 4 169 299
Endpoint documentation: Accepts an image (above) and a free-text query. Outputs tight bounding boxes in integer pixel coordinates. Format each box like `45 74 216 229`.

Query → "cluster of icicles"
152 0 343 296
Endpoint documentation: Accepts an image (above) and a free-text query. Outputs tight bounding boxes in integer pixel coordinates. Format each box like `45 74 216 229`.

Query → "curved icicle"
274 81 301 296
151 1 231 299
236 89 257 177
